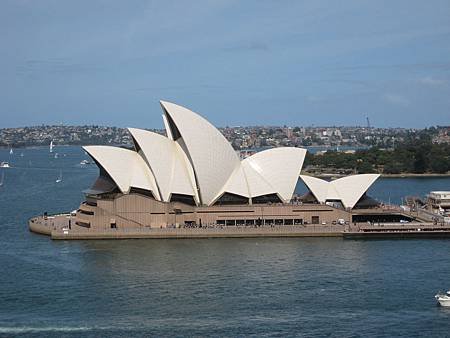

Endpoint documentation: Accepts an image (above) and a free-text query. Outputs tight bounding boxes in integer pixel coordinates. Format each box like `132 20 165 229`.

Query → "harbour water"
1 146 450 337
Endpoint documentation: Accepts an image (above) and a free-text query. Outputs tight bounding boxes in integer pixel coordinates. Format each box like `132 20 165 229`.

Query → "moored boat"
56 170 63 183
435 291 450 307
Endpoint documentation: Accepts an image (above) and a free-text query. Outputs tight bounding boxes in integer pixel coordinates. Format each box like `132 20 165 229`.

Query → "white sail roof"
212 147 307 204
215 164 251 200
243 148 307 202
128 128 198 203
331 174 380 209
299 175 331 202
160 100 241 205
300 174 380 208
83 145 160 200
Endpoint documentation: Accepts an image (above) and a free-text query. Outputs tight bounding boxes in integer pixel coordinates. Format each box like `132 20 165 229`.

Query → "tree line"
304 129 450 174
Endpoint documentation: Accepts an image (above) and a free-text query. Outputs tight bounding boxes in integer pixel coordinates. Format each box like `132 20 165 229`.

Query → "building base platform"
29 213 450 240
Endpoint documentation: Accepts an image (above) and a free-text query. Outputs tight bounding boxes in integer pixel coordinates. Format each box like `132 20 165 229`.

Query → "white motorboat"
435 291 450 307
0 162 10 168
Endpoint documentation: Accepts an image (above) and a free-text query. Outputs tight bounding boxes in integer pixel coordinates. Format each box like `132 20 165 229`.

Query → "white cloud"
383 94 410 106
418 76 447 86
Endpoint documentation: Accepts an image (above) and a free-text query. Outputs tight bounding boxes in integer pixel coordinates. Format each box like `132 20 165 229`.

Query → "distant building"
427 191 450 215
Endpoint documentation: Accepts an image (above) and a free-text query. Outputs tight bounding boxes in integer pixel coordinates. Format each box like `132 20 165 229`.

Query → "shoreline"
303 172 450 178
380 173 450 178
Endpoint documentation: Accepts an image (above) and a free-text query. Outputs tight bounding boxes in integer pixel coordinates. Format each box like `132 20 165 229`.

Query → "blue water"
1 146 450 337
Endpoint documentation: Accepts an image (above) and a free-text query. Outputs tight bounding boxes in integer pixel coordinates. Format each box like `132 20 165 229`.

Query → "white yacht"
56 170 62 183
0 162 10 168
435 291 450 307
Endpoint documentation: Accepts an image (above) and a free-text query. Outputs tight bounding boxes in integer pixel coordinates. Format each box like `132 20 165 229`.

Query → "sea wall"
50 225 344 240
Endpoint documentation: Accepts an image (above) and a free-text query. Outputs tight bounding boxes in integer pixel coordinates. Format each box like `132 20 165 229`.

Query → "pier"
343 223 450 239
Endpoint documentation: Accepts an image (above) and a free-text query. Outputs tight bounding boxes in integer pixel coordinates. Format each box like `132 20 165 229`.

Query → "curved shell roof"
300 174 380 208
330 174 380 209
298 175 331 203
160 100 241 205
128 128 198 203
83 145 160 200
216 164 251 199
243 147 307 202
214 147 307 203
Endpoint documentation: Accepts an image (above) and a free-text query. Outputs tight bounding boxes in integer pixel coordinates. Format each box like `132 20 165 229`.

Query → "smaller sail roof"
83 146 161 200
300 174 380 209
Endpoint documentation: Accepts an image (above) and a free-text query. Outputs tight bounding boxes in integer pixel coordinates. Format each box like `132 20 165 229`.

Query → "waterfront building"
73 101 382 230
30 101 417 239
427 191 450 215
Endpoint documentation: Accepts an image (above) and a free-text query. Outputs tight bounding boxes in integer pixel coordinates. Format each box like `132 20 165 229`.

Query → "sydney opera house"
67 101 383 232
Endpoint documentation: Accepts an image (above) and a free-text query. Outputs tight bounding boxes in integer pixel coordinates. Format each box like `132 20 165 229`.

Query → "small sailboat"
49 140 54 153
20 152 24 157
56 170 62 183
54 153 59 159
0 172 4 186
9 148 13 155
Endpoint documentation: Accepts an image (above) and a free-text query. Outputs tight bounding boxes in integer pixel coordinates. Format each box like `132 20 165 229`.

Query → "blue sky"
1 0 449 128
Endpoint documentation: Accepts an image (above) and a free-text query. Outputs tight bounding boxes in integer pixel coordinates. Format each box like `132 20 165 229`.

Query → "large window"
75 221 90 228
129 187 155 198
214 193 249 205
79 209 94 216
252 194 282 204
170 194 196 206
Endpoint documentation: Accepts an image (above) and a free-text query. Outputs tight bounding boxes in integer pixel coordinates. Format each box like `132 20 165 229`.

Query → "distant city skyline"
1 1 450 128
